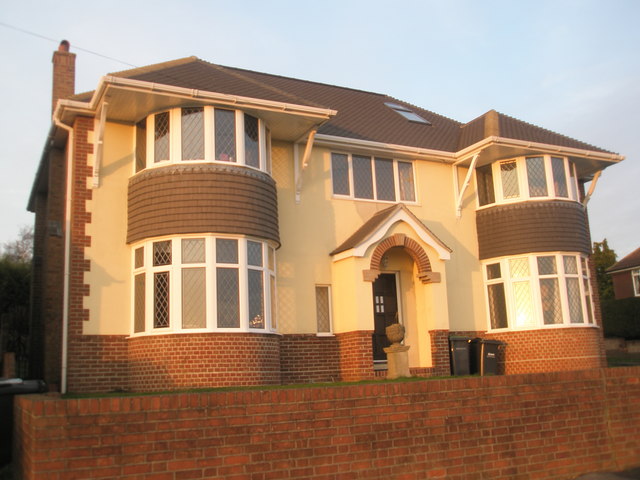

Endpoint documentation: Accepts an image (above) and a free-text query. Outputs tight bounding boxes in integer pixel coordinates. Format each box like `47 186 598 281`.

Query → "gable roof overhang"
330 204 452 262
454 135 624 181
55 76 337 142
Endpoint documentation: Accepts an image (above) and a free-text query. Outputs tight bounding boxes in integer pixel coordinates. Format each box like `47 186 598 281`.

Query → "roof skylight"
385 102 431 125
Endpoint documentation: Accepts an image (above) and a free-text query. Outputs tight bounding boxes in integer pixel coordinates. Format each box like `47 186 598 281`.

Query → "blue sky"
1 0 638 258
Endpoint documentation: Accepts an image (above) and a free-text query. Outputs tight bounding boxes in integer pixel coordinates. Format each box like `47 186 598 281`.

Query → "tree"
2 225 33 263
592 239 617 302
0 226 32 377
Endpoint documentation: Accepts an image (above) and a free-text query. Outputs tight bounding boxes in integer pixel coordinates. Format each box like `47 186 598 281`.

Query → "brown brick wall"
611 270 635 299
14 367 640 480
477 200 591 260
336 330 375 382
127 333 282 392
280 334 341 384
127 163 279 245
485 327 606 374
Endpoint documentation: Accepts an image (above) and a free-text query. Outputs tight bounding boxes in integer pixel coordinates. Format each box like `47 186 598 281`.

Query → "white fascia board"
101 76 337 119
455 136 625 164
314 134 456 162
333 209 451 262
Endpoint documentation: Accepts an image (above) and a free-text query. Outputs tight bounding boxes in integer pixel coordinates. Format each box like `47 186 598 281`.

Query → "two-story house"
29 42 624 393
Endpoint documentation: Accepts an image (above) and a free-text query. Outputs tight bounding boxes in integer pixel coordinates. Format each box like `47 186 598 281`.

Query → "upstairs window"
331 153 416 203
633 269 640 297
476 155 579 207
136 107 269 173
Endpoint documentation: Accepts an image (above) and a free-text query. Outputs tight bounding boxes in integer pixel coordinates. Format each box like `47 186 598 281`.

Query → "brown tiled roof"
90 56 614 155
458 110 614 154
330 203 450 256
607 247 640 273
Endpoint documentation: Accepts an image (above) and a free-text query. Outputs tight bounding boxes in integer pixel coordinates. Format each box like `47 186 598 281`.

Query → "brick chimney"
51 40 76 114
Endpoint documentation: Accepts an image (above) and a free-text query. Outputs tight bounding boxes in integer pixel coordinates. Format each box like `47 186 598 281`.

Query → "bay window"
132 236 277 335
476 155 579 207
484 253 595 331
135 107 270 173
331 153 416 202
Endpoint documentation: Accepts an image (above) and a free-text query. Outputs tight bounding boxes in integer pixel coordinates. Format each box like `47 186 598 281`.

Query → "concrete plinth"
384 345 411 380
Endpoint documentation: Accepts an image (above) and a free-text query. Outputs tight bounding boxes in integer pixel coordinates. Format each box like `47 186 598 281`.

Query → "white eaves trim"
314 134 456 162
455 135 625 165
332 208 452 263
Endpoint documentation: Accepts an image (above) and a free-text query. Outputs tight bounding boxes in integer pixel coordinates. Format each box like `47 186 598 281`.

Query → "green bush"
602 297 640 339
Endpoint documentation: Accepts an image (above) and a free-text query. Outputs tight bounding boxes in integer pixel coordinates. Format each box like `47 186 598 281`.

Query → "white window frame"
476 155 580 208
330 152 417 203
131 235 277 336
136 107 270 174
483 253 596 332
633 269 640 297
315 285 334 336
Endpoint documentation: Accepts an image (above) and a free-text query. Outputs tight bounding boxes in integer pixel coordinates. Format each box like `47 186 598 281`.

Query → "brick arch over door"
366 233 439 284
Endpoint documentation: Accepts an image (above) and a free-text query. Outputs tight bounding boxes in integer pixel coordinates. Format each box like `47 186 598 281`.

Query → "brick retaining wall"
14 367 640 480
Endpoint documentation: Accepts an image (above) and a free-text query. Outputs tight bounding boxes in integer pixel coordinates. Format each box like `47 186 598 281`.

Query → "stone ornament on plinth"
384 323 411 380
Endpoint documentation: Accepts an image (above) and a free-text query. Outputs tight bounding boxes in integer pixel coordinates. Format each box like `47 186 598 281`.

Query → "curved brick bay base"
486 327 607 374
127 333 282 391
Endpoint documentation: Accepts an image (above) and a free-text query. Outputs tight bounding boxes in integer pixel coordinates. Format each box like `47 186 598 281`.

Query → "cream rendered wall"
83 122 132 335
274 141 486 339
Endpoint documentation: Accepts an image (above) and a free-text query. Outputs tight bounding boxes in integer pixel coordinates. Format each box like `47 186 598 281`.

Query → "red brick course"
128 333 282 392
14 367 640 480
280 334 341 384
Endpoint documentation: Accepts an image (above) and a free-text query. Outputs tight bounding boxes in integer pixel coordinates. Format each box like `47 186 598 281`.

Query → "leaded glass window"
248 270 264 329
135 120 146 172
216 239 238 264
487 284 508 329
374 158 396 201
500 160 519 199
181 107 204 161
182 268 206 329
526 157 547 197
315 286 332 333
217 268 239 328
153 241 172 266
182 238 205 264
154 112 170 163
248 241 263 267
398 161 415 202
244 114 260 168
476 164 495 206
353 155 374 199
331 153 350 195
215 109 236 162
134 273 145 333
134 236 276 334
552 157 568 197
154 271 170 328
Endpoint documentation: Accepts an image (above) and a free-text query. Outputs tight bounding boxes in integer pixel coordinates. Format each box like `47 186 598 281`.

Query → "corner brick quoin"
13 367 640 480
365 233 439 284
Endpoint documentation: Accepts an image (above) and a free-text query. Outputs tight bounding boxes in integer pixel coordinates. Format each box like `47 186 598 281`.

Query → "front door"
372 273 399 363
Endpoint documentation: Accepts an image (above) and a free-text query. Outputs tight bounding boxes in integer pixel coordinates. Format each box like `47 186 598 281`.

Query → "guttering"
92 102 108 188
455 135 625 165
86 75 337 119
53 116 73 395
314 134 457 162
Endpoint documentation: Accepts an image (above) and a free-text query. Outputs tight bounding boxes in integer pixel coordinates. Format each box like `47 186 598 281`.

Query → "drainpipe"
92 102 108 188
53 117 73 394
454 152 480 218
